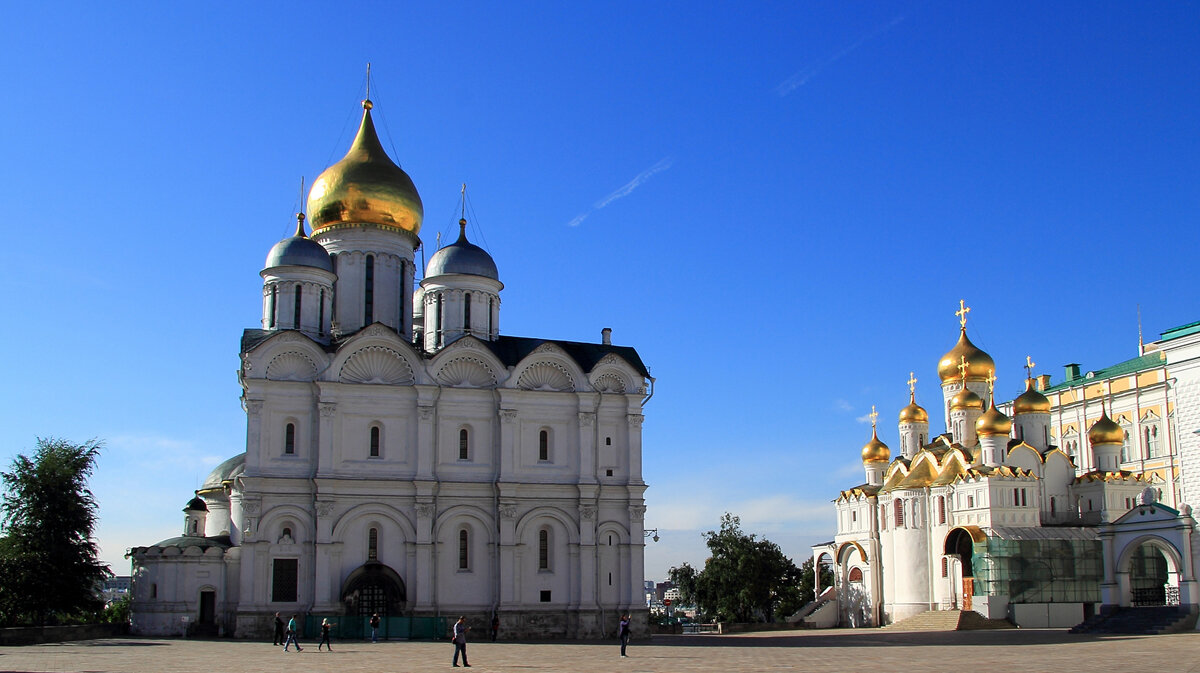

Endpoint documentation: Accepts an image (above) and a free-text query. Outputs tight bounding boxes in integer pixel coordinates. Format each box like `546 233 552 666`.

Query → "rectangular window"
1021 489 1028 507
938 496 946 525
540 590 552 603
272 559 298 602
1013 487 1020 506
284 424 295 455
968 495 975 508
459 529 469 570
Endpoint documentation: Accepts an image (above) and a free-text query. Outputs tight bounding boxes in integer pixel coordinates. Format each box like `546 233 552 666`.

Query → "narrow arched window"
370 426 381 457
368 527 378 560
488 297 494 336
464 292 472 331
894 499 904 527
941 557 948 578
293 283 302 329
539 429 549 461
938 496 946 525
318 289 325 335
435 294 443 344
459 529 469 570
398 260 406 323
539 529 550 570
459 428 469 460
284 423 295 454
364 255 375 325
268 285 278 328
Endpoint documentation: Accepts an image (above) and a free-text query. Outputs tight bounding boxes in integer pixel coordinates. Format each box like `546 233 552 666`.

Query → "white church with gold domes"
812 303 1200 629
126 98 653 639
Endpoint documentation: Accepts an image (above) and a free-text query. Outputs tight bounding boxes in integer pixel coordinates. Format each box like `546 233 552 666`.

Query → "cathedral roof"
264 214 333 272
239 331 649 378
938 328 995 383
837 484 881 501
128 535 233 555
1073 470 1155 485
200 453 246 492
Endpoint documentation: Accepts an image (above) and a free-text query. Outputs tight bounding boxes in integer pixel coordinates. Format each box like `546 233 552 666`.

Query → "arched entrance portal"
944 526 985 611
341 561 407 617
1125 541 1179 606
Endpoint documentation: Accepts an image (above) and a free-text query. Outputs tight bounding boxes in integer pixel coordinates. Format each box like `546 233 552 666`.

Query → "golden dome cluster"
1088 412 1124 446
307 100 424 237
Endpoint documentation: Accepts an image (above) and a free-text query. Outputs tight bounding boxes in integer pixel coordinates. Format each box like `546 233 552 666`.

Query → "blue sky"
1 2 1197 582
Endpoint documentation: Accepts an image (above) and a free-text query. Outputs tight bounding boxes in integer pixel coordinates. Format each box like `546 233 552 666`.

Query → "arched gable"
596 521 631 544
1116 534 1184 577
330 328 422 385
331 502 417 541
1006 443 1043 473
243 332 329 381
836 540 867 564
515 506 580 544
509 343 586 393
430 337 505 388
588 353 642 394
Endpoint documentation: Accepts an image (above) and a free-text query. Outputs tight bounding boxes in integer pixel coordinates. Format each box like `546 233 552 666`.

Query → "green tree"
796 556 835 607
667 561 698 606
683 513 805 623
0 438 109 626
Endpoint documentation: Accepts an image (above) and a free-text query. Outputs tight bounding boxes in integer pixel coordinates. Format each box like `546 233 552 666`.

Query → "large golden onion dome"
938 329 996 383
307 100 423 236
950 387 984 410
976 400 1013 436
1088 411 1124 446
899 393 929 424
861 428 891 464
1012 378 1051 415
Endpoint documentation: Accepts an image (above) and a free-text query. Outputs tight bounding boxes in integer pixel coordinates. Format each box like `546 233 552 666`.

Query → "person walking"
370 612 381 643
318 618 335 651
490 615 499 642
618 614 631 657
283 614 303 652
451 616 471 667
273 612 284 646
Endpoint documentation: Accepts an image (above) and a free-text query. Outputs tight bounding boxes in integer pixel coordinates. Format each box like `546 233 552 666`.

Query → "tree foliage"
797 555 835 607
0 438 109 626
669 513 806 623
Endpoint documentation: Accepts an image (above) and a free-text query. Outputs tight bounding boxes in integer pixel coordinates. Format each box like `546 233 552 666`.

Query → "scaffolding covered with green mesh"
971 531 1103 604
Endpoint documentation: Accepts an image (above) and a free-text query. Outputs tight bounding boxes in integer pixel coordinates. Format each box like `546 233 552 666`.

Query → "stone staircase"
882 609 1015 631
1069 606 1197 635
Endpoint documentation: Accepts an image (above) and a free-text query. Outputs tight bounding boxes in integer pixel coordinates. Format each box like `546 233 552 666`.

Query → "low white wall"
1011 603 1083 628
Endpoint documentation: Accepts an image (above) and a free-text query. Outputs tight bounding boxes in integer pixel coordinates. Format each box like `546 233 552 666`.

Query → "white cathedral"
813 303 1200 630
127 98 653 639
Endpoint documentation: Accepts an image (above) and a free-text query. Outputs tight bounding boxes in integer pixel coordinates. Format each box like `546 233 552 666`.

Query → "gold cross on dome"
868 405 879 429
1024 356 1036 379
986 370 997 395
956 299 971 329
907 372 918 395
958 356 970 383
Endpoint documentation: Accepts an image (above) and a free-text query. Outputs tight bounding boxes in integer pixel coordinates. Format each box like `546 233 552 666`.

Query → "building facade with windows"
813 305 1200 629
127 99 653 639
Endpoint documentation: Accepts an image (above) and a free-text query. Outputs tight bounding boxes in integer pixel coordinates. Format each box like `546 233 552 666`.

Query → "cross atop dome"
1024 356 1037 379
868 405 879 429
956 299 971 329
907 372 918 395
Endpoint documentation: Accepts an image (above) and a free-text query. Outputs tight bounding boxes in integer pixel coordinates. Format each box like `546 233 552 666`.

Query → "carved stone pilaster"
419 405 435 421
415 502 435 519
241 501 261 515
316 501 336 517
500 409 519 424
627 414 644 428
319 402 337 418
499 504 518 520
628 505 646 522
580 505 596 520
244 400 263 416
578 412 595 427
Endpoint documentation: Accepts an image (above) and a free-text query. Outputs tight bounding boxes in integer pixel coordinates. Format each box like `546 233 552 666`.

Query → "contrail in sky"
567 156 674 226
776 14 906 96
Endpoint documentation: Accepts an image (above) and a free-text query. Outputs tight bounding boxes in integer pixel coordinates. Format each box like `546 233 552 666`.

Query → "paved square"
2 629 1199 673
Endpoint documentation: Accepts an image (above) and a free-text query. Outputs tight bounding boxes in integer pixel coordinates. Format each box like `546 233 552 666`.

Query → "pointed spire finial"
869 405 879 429
955 299 971 330
362 62 374 109
295 177 307 237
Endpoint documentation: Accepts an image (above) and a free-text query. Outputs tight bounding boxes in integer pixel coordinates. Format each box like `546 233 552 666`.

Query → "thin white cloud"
776 14 906 96
833 398 854 412
566 157 674 226
855 413 874 424
594 157 674 209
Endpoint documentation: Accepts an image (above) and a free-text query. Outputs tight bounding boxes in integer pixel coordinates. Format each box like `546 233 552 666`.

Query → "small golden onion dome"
950 387 984 410
1013 378 1051 415
1088 412 1124 446
898 393 928 424
307 100 424 236
976 403 1012 436
861 429 891 464
938 329 996 383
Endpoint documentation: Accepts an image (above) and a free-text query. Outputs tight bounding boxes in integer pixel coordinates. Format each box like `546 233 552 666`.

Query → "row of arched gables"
244 326 643 395
257 500 635 559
